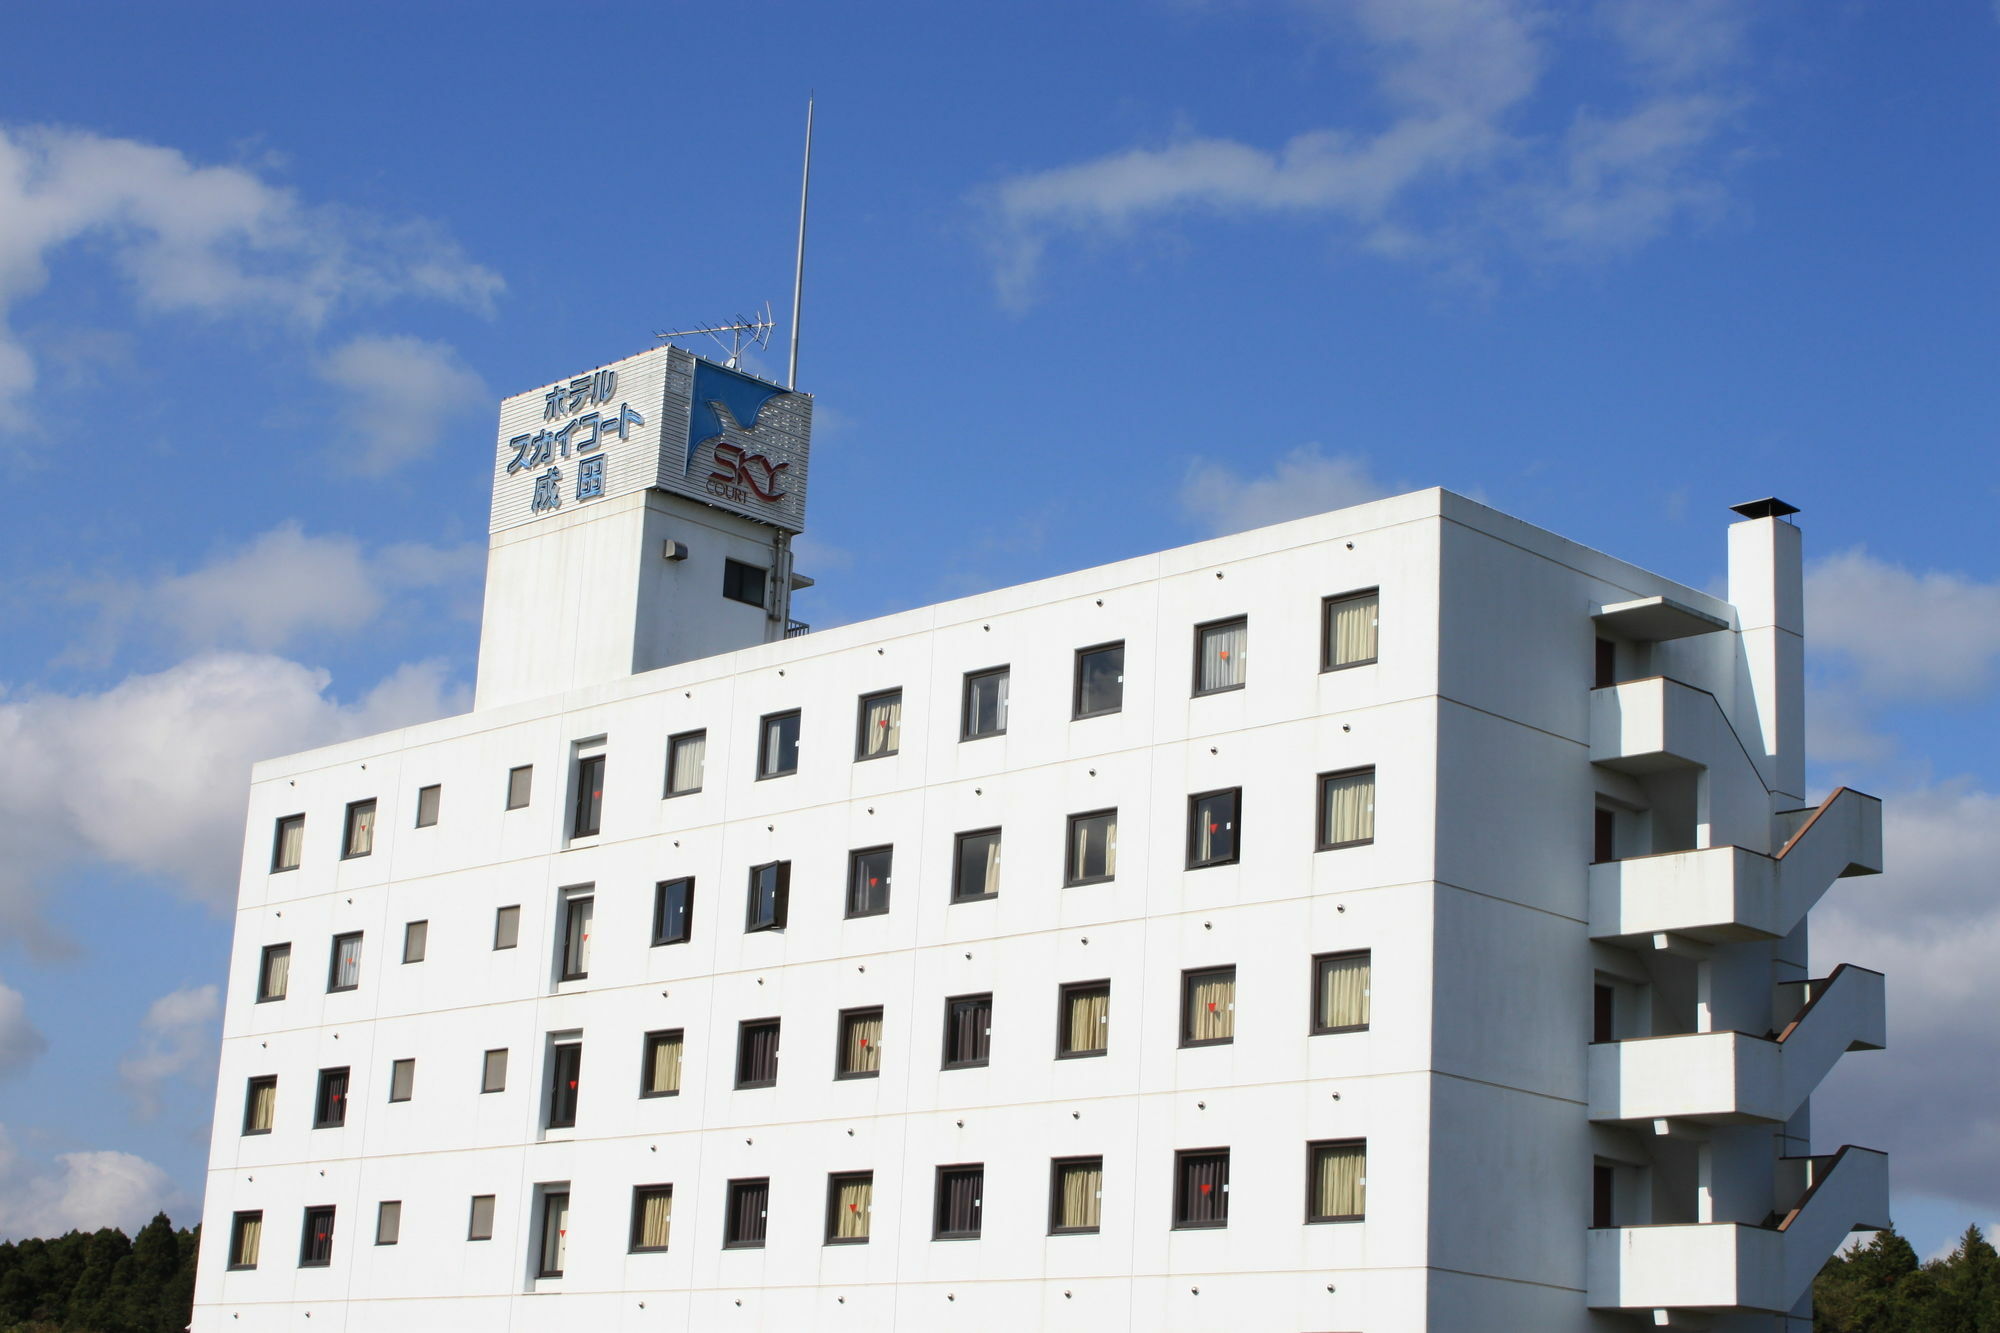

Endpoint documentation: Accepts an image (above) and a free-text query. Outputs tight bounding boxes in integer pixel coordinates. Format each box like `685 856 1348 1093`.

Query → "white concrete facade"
191 478 1887 1332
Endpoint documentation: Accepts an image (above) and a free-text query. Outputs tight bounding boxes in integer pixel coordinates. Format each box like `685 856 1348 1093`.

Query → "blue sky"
0 0 1996 1257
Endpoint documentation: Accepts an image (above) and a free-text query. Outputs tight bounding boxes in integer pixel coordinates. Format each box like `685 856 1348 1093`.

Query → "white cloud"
119 984 220 1118
1179 444 1391 536
0 124 502 425
0 1124 175 1240
0 978 46 1080
317 334 489 475
1807 548 2000 702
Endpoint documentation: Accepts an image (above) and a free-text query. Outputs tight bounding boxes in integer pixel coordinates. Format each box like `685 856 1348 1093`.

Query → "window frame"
493 904 521 950
242 1075 277 1135
653 877 694 946
536 1188 570 1277
506 764 533 810
375 1200 401 1246
414 783 441 828
545 1040 582 1130
1185 787 1242 870
1316 766 1377 851
227 1210 262 1270
951 827 1002 903
326 932 362 994
1049 1155 1105 1235
387 1058 415 1103
941 992 993 1070
1321 588 1381 672
298 1205 336 1268
1172 1148 1231 1229
854 688 902 761
570 752 605 840
1191 615 1249 697
722 558 768 608
836 1006 884 1080
256 942 290 1003
961 665 1010 740
664 729 706 797
745 860 790 933
640 1029 684 1099
933 1164 985 1240
468 1193 496 1242
1056 980 1111 1059
1306 1139 1368 1224
1311 949 1372 1035
558 892 594 982
629 1184 673 1253
481 1048 508 1094
1179 966 1237 1049
341 799 376 860
312 1066 350 1129
846 845 893 919
756 709 801 779
401 920 427 965
1072 641 1125 719
724 1177 770 1249
1064 808 1118 887
271 813 304 873
735 1017 781 1090
824 1170 874 1245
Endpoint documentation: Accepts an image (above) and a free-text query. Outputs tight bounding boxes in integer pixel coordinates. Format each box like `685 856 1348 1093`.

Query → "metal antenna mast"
655 303 775 370
788 95 814 390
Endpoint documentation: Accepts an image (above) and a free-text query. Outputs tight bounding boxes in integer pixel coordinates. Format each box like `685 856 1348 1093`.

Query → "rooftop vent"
1730 497 1800 520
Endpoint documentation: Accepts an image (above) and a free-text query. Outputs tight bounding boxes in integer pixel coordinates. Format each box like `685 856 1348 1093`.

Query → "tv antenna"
656 302 775 371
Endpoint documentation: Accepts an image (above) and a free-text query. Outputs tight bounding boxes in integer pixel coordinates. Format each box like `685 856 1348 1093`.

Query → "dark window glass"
402 920 427 964
1317 768 1376 850
725 1178 769 1247
1057 981 1110 1058
537 1190 569 1276
962 668 1009 739
327 933 362 993
313 1067 349 1129
546 1042 582 1129
1050 1157 1104 1234
482 1048 508 1093
736 1019 780 1088
1065 810 1117 885
506 765 533 810
468 1194 496 1241
847 845 892 918
953 828 1001 901
758 711 801 778
493 905 521 950
271 814 304 872
1593 1163 1616 1228
298 1205 335 1267
571 754 604 838
559 895 593 981
1312 951 1372 1033
242 1075 276 1134
342 800 376 858
746 861 790 932
1594 983 1615 1044
375 1201 401 1246
826 1171 874 1244
641 1030 683 1097
1595 636 1617 688
653 877 694 945
1181 967 1236 1046
1187 788 1240 868
942 993 992 1069
934 1165 984 1239
388 1058 415 1103
1174 1149 1230 1228
723 559 768 608
415 784 441 828
1323 590 1380 671
1594 808 1617 863
227 1210 262 1269
856 689 901 760
665 730 705 795
1307 1141 1368 1222
630 1184 673 1252
1074 643 1124 718
257 943 290 1002
838 1007 883 1079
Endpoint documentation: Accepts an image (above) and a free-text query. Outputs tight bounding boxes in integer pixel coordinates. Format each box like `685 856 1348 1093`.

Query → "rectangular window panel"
1058 982 1110 1058
468 1193 495 1241
1187 788 1241 868
402 920 427 965
571 753 605 839
1182 967 1236 1046
493 905 520 950
630 1185 672 1252
934 1165 984 1239
745 861 790 933
415 783 441 827
271 814 305 872
1318 768 1376 849
313 1067 349 1129
838 1007 883 1079
952 828 1002 902
228 1211 262 1269
243 1076 276 1134
1323 590 1380 670
725 1178 769 1248
537 1190 569 1277
327 933 363 993
1065 810 1118 885
1174 1149 1230 1228
641 1030 683 1097
723 558 768 607
482 1048 508 1094
757 711 800 778
1594 807 1617 863
847 845 893 918
257 943 290 1002
375 1200 401 1246
506 765 533 810
736 1019 780 1088
1194 617 1248 694
388 1058 415 1103
826 1171 873 1244
298 1206 335 1268
559 895 594 981
546 1042 582 1129
1313 951 1372 1033
1308 1140 1368 1222
962 667 1009 740
342 800 376 859
857 689 902 759
1051 1157 1104 1234
665 730 706 796
653 877 694 945
1074 642 1124 718
942 993 992 1069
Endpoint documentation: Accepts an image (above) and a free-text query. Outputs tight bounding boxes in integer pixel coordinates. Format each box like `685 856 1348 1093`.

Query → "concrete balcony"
1590 676 1729 773
1590 787 1882 944
1588 965 1885 1126
1588 1146 1890 1315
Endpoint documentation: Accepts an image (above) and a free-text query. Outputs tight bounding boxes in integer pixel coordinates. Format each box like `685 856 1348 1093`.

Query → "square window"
665 730 706 796
1173 1149 1230 1228
641 1029 684 1097
537 1189 570 1277
375 1200 401 1246
757 711 800 778
402 920 427 965
745 861 790 933
737 1018 780 1089
953 828 1002 902
1181 967 1236 1047
1186 788 1241 869
342 800 376 859
942 993 992 1069
468 1193 496 1241
493 905 521 950
1057 981 1110 1058
242 1075 277 1135
934 1165 984 1239
388 1058 415 1103
725 1178 769 1248
482 1048 509 1094
227 1210 262 1270
653 877 694 946
857 689 902 760
313 1067 350 1129
1308 1140 1368 1222
826 1171 874 1244
1194 617 1248 695
298 1205 336 1268
1323 590 1380 670
506 765 533 810
1050 1157 1104 1234
1073 642 1124 718
327 932 363 993
546 1041 582 1130
837 1007 883 1079
559 893 594 982
414 784 441 828
256 943 291 1002
271 814 304 872
1318 768 1376 850
1065 810 1118 886
962 667 1009 740
847 845 893 918
630 1184 673 1252
1312 951 1372 1033
723 559 768 608
571 753 605 839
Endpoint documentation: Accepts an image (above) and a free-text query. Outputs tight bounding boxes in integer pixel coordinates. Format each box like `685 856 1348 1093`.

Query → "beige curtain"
1315 1143 1367 1218
1318 954 1371 1029
833 1178 872 1240
649 1034 682 1093
864 695 901 756
263 949 289 998
669 734 705 792
845 1014 882 1074
1067 989 1109 1053
637 1190 672 1248
347 804 375 856
982 837 1002 895
1330 594 1379 666
1188 974 1235 1041
234 1215 261 1266
1199 622 1248 691
1059 1162 1103 1229
277 818 304 868
1323 771 1376 845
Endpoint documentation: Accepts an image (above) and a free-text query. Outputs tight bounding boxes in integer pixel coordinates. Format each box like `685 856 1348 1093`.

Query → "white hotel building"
192 343 1888 1332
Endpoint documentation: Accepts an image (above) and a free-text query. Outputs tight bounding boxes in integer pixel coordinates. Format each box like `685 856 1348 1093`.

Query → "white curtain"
669 734 705 792
1188 973 1235 1041
864 695 901 756
234 1215 261 1267
333 937 362 989
541 1193 569 1274
833 1177 872 1240
566 899 593 975
845 1013 882 1074
1323 771 1376 845
1199 622 1248 691
347 804 375 856
1314 1143 1367 1218
1073 817 1117 880
649 1034 682 1093
990 673 1009 732
1059 1162 1103 1229
1067 988 1109 1054
981 837 1001 895
637 1190 672 1249
1318 954 1371 1029
1329 593 1379 666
